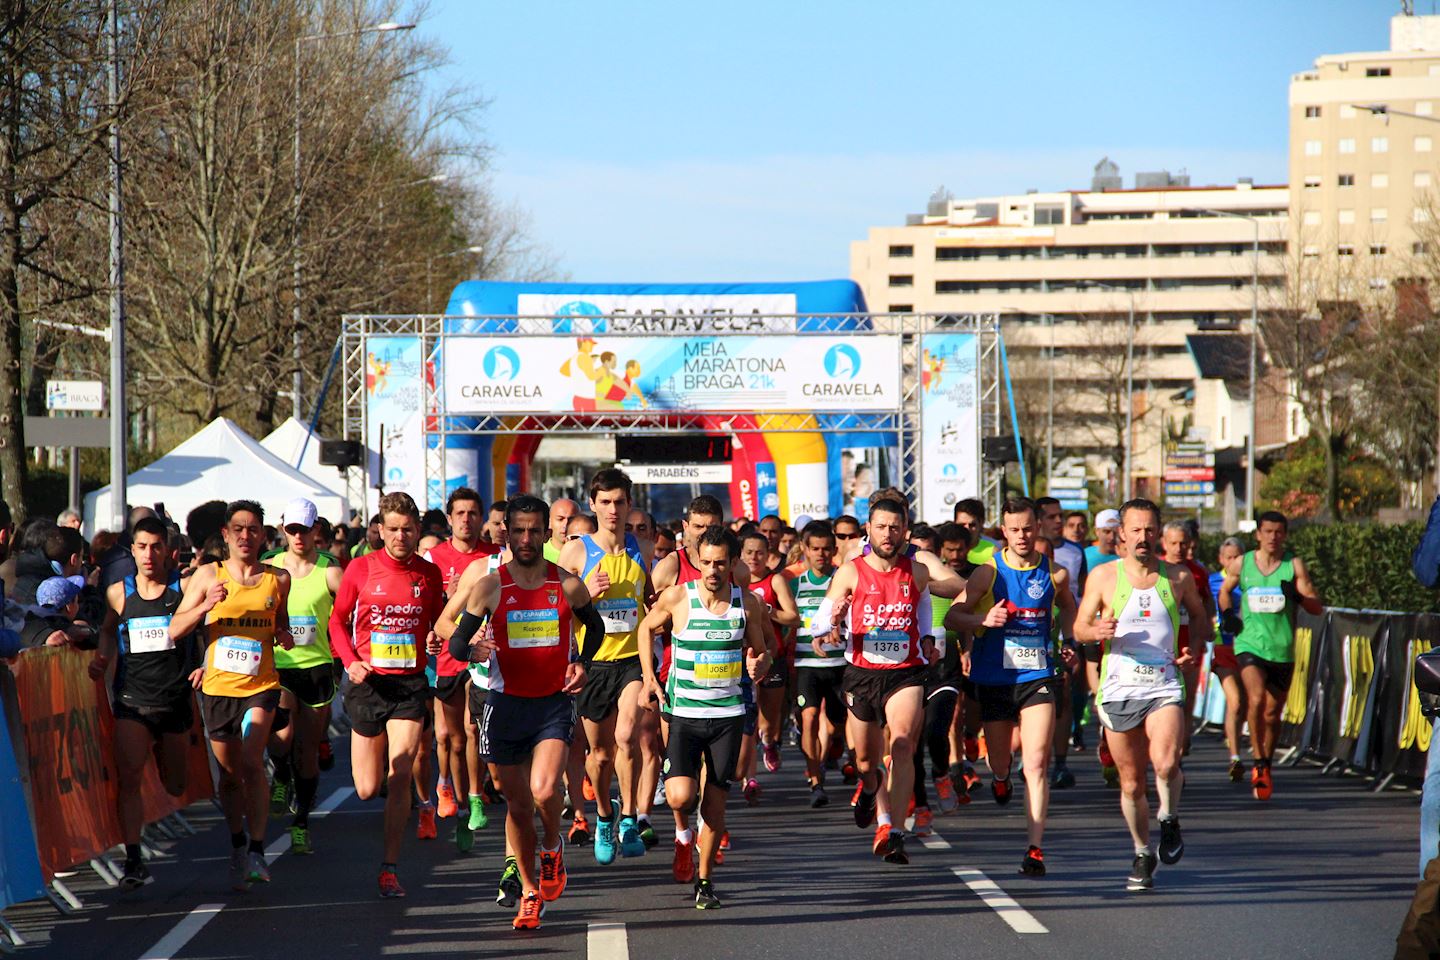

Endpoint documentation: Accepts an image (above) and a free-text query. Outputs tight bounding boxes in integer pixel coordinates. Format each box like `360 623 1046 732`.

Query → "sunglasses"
834 531 859 540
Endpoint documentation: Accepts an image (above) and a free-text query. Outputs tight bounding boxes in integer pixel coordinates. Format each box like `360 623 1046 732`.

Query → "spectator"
10 519 60 604
21 575 92 649
56 508 82 530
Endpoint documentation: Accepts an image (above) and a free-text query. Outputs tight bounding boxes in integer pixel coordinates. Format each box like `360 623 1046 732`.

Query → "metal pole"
1046 313 1054 484
292 38 304 420
1247 219 1259 524
107 0 127 532
1124 293 1134 501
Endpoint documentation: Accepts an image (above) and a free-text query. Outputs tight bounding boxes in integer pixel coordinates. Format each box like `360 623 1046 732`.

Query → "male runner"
759 514 786 572
627 508 656 543
91 516 200 889
1161 520 1216 754
1076 499 1211 890
484 501 508 547
832 514 862 551
1209 537 1247 780
544 498 580 564
945 497 1077 877
785 521 846 808
1087 510 1121 570
329 492 446 897
655 527 677 562
811 497 935 866
170 501 293 890
266 499 342 855
1038 497 1086 788
424 487 501 850
1218 511 1323 800
1064 511 1089 546
742 531 799 776
447 496 604 929
954 498 997 565
558 468 653 863
640 527 771 909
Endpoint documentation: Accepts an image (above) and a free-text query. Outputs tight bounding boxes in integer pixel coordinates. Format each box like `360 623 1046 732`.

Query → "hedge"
1196 522 1440 613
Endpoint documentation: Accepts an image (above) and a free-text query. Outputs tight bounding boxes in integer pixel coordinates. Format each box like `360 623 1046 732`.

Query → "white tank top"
1099 582 1183 704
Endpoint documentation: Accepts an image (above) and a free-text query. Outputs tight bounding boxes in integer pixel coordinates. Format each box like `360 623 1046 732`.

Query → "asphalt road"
5 727 1421 960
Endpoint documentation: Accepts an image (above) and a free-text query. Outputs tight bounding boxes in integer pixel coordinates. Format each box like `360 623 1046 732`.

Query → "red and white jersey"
425 540 502 677
748 572 790 658
489 562 573 698
1177 558 1213 651
329 550 445 676
844 556 923 670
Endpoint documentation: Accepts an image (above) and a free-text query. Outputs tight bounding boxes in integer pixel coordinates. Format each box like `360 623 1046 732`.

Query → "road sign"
1047 476 1087 491
624 463 733 484
45 380 104 412
1058 499 1090 511
1167 494 1217 509
1165 481 1216 495
1164 467 1215 482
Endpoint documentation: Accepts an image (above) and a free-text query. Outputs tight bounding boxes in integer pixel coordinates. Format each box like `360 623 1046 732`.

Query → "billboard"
365 336 427 513
443 335 902 415
919 333 980 521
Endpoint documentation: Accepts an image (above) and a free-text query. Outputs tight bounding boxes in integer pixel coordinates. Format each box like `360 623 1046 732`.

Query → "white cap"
1095 508 1121 530
282 498 318 529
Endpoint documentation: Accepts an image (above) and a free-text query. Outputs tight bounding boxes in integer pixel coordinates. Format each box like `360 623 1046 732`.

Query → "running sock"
125 842 142 865
231 832 247 850
272 754 293 786
247 839 265 855
1155 765 1183 819
437 775 451 790
1135 843 1153 857
294 775 319 827
637 813 650 826
1229 753 1241 763
676 828 694 844
877 811 893 827
540 841 560 854
381 861 397 873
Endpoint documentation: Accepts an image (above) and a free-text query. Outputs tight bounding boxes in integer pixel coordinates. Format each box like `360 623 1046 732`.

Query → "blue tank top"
970 551 1056 686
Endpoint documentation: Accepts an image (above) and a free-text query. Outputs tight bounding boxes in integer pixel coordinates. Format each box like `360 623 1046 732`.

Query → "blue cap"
37 575 85 609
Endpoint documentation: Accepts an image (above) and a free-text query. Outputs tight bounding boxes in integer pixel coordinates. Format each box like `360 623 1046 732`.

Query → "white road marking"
952 868 1049 934
588 921 630 960
919 831 951 850
137 903 225 960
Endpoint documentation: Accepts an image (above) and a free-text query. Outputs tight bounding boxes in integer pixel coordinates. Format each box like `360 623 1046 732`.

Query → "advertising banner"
919 333 980 521
1310 610 1386 769
1371 613 1437 780
1279 608 1326 750
0 672 44 908
442 335 902 415
365 336 428 512
514 292 798 333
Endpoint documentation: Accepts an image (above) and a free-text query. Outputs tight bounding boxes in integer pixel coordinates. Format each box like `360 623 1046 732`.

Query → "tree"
1067 308 1154 499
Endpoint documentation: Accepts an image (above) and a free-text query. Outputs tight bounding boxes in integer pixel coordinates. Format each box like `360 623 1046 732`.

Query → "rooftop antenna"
1401 0 1413 15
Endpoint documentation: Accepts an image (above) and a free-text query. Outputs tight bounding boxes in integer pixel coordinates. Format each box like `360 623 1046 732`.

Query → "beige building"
850 172 1290 511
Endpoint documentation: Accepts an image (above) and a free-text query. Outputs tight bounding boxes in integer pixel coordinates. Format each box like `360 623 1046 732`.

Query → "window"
1303 245 1320 257
1034 203 1065 225
1338 209 1355 224
1373 136 1390 153
1418 171 1433 188
1420 101 1435 116
1366 66 1392 77
1340 103 1358 120
1303 210 1321 226
1338 173 1355 186
888 274 914 287
1416 241 1430 254
1303 175 1322 189
889 304 913 313
1372 207 1388 222
1420 136 1435 153
1417 207 1433 223
1338 244 1354 256
1372 172 1389 188
1304 139 1322 156
888 244 913 258
1305 105 1322 118
1371 243 1388 256
1339 138 1356 154
1291 408 1300 437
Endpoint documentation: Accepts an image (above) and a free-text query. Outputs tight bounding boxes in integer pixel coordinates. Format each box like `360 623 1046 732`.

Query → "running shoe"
469 795 488 831
853 788 878 828
850 781 864 807
437 784 459 819
1098 735 1114 767
1072 731 1087 753
1252 763 1273 801
618 816 646 858
417 803 438 840
1158 816 1184 864
912 806 933 838
246 851 271 884
743 778 761 806
1020 845 1046 877
513 891 545 929
538 846 567 901
482 780 504 806
1051 765 1076 789
496 858 521 907
119 859 152 891
883 829 909 865
289 825 314 856
694 878 722 910
582 775 597 802
762 740 781 773
841 761 859 785
991 776 1013 806
639 820 658 849
1103 765 1120 789
934 774 958 814
1127 851 1158 891
593 813 618 864
872 823 892 856
809 784 830 809
653 778 667 806
317 737 335 771
270 779 292 816
228 848 249 891
672 837 696 883
1228 758 1245 783
961 762 982 794
378 868 406 899
455 818 474 853
567 812 592 846
719 830 731 851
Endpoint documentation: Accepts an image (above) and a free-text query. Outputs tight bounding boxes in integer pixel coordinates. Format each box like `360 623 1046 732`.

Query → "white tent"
259 417 345 496
84 417 349 536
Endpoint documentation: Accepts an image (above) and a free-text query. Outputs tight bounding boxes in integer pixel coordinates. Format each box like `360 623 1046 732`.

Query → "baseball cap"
37 575 85 609
1095 508 1121 530
283 498 318 530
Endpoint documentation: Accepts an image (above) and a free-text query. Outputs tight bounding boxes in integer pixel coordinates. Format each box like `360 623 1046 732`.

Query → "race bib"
1002 636 1047 672
1248 586 1286 615
1115 651 1174 687
506 609 561 649
128 615 174 654
214 636 262 677
862 630 910 665
692 649 742 687
290 615 317 647
371 631 417 669
597 597 639 634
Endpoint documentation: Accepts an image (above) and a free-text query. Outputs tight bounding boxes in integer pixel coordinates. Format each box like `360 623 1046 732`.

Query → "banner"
0 670 44 908
514 292 798 332
11 646 123 879
442 335 902 415
919 333 980 522
1308 610 1385 769
1370 613 1437 780
365 336 428 513
1278 609 1326 749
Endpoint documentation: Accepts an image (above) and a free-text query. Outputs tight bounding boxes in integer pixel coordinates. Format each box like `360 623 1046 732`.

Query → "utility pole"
107 0 128 532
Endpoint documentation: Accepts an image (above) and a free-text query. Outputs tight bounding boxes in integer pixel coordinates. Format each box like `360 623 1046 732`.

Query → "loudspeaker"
319 439 363 469
981 435 1018 464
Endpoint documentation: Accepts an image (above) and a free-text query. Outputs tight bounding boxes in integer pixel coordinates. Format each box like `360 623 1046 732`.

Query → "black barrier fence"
1277 608 1438 786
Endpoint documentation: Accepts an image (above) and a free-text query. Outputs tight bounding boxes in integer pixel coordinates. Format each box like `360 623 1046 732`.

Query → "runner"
1161 520 1216 755
954 498 997 566
944 497 1077 877
169 500 294 891
328 492 446 898
1087 510 1122 570
741 530 799 779
447 495 604 929
810 497 936 866
544 498 580 564
558 468 654 863
639 527 771 909
265 499 342 856
784 521 846 808
1218 511 1324 800
90 515 201 889
1075 499 1211 890
1064 511 1089 547
1038 496 1086 788
1209 537 1247 781
758 514 786 572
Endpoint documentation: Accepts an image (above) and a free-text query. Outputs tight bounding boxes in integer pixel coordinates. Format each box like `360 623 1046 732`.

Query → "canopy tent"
259 417 345 496
83 417 348 536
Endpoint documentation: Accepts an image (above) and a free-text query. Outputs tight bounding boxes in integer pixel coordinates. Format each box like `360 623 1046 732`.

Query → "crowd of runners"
26 466 1324 930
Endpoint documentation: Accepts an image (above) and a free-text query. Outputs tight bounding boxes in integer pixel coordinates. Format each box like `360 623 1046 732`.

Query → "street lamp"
1081 280 1138 500
428 246 485 312
293 20 415 420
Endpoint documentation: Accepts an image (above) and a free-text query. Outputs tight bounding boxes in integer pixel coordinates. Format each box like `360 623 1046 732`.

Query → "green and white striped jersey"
665 581 748 719
790 568 843 668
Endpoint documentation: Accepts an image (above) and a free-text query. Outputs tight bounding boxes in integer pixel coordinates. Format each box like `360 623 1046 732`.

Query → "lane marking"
919 831 951 850
138 903 224 960
588 921 630 960
951 868 1048 934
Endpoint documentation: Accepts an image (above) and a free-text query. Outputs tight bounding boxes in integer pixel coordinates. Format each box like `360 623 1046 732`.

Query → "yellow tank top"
203 564 281 697
579 533 647 662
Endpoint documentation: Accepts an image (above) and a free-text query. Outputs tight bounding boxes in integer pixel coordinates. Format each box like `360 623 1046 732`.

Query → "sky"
416 0 1395 283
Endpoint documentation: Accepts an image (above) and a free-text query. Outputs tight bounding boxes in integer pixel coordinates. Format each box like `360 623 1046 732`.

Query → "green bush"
1196 522 1439 613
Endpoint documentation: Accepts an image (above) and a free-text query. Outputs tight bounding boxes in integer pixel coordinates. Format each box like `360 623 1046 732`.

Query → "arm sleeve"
916 589 934 640
329 561 361 668
574 601 606 663
808 596 836 638
448 611 485 663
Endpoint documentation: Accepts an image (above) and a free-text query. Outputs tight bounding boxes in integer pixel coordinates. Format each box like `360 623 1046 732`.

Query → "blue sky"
418 1 1392 282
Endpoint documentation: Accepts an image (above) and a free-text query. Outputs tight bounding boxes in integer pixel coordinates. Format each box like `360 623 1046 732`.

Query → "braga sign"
443 335 902 414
